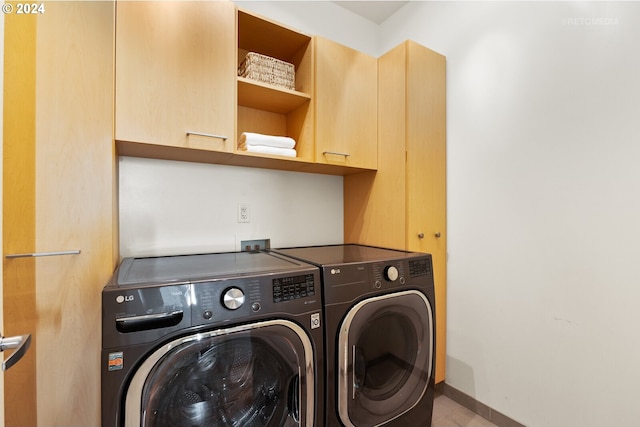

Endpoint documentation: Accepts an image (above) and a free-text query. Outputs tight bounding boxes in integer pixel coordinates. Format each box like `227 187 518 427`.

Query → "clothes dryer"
101 251 324 427
273 244 435 427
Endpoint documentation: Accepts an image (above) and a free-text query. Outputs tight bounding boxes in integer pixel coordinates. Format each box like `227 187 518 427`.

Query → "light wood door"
345 40 447 383
344 42 406 249
405 41 447 384
315 36 377 169
115 1 236 152
3 3 115 425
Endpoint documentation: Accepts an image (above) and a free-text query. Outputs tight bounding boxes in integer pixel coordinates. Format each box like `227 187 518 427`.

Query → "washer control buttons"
203 310 213 320
384 265 399 282
273 274 315 303
222 287 245 310
251 302 261 312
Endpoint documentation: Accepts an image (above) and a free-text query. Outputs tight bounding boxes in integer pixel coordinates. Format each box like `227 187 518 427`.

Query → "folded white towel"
242 145 297 158
239 132 296 149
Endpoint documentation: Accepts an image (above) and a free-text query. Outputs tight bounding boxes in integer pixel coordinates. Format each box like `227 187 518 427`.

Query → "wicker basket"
238 52 295 91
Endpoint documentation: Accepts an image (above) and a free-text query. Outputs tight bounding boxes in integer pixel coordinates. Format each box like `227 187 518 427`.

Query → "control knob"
384 265 399 282
222 287 245 310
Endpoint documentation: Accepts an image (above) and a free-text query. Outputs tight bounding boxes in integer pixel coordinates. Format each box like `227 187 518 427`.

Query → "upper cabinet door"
115 1 235 152
405 41 446 256
315 37 378 170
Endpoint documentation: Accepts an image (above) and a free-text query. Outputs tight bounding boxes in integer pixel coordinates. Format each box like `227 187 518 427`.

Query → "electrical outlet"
238 203 250 223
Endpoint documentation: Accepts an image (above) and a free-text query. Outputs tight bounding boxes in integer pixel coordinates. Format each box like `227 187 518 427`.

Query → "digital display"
273 274 315 303
409 258 431 277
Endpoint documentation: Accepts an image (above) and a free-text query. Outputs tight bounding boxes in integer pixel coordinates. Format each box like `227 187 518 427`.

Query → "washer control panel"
273 273 316 303
222 287 245 310
192 278 261 325
190 270 320 327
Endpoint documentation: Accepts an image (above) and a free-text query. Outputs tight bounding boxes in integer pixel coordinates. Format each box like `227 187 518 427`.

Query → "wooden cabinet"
315 37 378 170
114 6 376 175
405 41 447 384
344 40 447 383
3 2 115 425
115 1 236 153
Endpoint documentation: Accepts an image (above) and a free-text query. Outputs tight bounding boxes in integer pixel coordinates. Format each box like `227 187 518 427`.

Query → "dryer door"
338 290 434 427
124 319 314 427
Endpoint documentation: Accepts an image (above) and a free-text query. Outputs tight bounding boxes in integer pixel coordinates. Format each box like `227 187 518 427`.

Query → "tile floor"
432 393 498 427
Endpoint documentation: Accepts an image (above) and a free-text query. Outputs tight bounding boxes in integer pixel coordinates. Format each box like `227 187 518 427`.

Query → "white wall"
380 2 640 426
119 157 343 257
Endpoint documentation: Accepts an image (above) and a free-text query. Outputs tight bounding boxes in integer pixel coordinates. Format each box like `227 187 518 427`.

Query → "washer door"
338 290 434 427
124 320 314 427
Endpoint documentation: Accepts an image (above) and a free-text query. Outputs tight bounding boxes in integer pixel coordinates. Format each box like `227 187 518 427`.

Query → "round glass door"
124 320 313 427
338 290 433 427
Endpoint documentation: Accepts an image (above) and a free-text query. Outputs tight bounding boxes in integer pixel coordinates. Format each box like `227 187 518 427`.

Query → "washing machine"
101 251 324 427
273 244 435 427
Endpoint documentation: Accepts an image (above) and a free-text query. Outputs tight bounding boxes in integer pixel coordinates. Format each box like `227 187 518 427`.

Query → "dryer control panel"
408 257 432 277
373 262 406 288
318 254 434 305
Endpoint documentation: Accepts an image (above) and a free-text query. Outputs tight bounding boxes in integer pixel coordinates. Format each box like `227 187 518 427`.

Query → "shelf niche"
236 9 314 163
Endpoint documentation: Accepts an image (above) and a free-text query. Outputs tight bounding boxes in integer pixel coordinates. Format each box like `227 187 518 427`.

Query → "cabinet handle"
435 232 442 238
323 151 351 157
5 250 81 259
186 131 228 141
418 233 425 239
1 333 31 372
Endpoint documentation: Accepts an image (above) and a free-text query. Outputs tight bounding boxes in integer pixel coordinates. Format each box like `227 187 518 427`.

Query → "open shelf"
237 77 311 114
117 140 375 176
238 9 311 62
236 8 314 163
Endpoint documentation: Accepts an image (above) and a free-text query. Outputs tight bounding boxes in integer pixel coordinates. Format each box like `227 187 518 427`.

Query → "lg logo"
116 295 135 304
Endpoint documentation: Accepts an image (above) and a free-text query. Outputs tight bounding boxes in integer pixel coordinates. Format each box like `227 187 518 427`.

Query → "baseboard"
438 382 526 427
